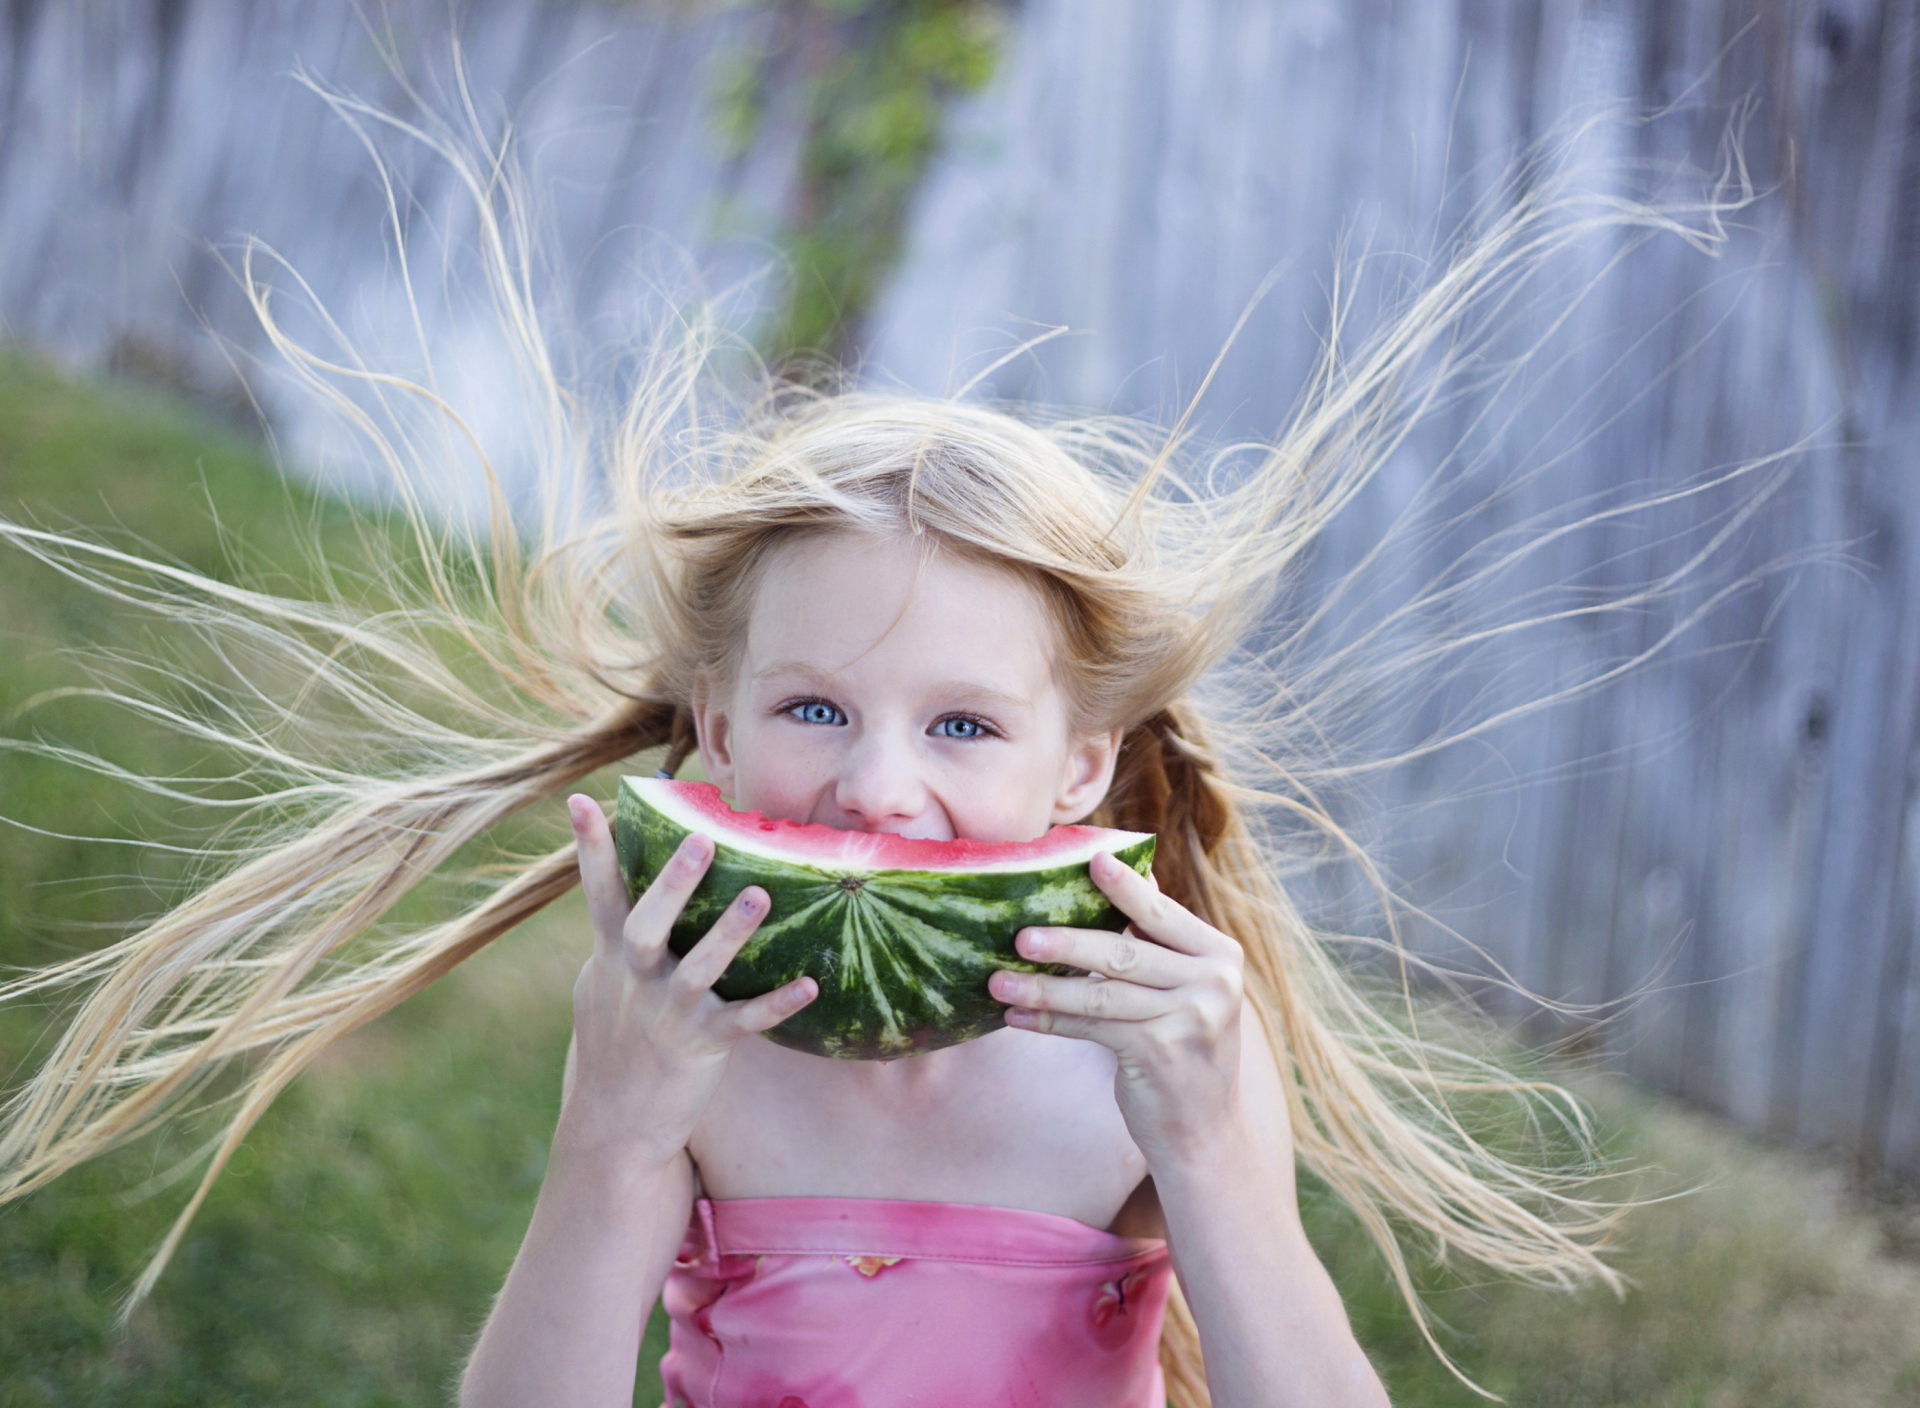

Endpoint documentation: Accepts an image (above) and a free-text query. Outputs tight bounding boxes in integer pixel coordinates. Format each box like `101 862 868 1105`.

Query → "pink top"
658 1197 1171 1408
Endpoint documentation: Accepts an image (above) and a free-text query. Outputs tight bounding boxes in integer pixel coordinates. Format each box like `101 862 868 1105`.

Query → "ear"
1052 726 1124 826
691 676 738 798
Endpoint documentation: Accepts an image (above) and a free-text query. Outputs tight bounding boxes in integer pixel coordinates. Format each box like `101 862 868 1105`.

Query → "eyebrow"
752 661 1033 712
936 682 1035 713
751 660 837 686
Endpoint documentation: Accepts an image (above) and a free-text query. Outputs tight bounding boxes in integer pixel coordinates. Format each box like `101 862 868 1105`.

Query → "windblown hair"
0 90 1766 1402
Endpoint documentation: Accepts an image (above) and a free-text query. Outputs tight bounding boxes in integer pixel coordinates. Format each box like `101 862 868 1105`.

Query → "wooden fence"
871 0 1920 1176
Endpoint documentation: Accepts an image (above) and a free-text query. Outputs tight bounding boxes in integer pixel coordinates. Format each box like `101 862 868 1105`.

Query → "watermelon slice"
613 778 1156 1060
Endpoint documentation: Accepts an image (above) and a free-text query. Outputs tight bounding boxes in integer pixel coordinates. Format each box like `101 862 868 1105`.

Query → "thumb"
720 977 818 1040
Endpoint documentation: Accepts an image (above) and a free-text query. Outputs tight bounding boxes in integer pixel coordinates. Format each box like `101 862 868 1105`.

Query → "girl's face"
694 533 1121 843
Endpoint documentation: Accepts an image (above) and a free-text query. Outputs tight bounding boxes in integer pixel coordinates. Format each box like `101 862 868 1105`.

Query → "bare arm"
990 854 1387 1408
460 1117 695 1408
1150 1006 1384 1405
461 798 815 1408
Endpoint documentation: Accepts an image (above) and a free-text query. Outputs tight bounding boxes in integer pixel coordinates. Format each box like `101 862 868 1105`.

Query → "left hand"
988 850 1250 1169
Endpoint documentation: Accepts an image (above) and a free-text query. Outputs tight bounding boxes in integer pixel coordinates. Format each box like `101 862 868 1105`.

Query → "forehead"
742 533 1057 689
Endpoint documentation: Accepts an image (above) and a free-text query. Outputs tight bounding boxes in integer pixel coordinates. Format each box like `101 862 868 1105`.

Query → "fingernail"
989 971 1020 1001
1016 929 1045 959
735 889 764 915
1005 1008 1032 1026
677 834 709 860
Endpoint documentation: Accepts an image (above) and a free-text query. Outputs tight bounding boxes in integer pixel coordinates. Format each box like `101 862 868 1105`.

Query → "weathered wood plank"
871 0 1920 1174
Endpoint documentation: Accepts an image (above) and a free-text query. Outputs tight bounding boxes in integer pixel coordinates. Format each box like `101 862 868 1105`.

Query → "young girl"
0 117 1699 1407
460 425 1388 1408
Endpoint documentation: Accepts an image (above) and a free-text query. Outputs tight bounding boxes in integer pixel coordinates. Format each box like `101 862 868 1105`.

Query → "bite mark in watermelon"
612 778 1156 1060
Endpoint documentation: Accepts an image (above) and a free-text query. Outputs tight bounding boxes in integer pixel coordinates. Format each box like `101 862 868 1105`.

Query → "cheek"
936 747 1074 843
722 709 831 811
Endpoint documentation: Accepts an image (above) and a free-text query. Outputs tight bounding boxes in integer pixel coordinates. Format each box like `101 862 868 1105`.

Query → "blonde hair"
0 93 1762 1401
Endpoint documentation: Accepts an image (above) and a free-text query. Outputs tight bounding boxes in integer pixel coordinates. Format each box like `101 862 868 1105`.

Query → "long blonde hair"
0 91 1763 1401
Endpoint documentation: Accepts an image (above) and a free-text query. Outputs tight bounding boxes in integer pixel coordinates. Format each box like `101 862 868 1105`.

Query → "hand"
988 851 1254 1170
562 794 816 1168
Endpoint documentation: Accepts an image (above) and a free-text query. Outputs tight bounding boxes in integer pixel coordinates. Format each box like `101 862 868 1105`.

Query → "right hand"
560 793 817 1167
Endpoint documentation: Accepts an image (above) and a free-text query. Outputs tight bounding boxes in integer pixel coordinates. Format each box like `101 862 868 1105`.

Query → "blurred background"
3 2 1920 1404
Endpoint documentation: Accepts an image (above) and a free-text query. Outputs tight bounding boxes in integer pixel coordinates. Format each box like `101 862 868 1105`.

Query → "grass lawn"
1 352 1917 1406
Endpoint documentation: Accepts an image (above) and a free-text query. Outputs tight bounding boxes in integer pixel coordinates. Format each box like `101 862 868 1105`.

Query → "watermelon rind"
612 777 1156 1060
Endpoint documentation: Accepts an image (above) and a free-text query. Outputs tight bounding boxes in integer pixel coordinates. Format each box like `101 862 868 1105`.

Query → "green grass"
1311 1077 1920 1405
0 915 591 1407
0 352 667 1406
0 354 1917 1405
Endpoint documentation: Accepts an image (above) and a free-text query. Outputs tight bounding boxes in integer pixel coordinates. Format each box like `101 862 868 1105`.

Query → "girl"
461 438 1385 1408
0 111 1715 1407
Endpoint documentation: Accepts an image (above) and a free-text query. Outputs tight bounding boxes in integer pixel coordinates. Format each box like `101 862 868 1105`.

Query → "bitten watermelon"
613 778 1156 1060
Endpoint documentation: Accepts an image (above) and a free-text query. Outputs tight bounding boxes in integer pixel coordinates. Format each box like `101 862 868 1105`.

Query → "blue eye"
931 715 989 740
788 700 846 726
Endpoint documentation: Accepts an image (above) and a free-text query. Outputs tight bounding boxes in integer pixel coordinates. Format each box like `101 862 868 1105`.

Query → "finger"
670 885 770 995
570 795 632 952
1090 850 1232 957
1002 1004 1112 1044
720 976 819 1039
990 969 1176 1023
1014 925 1190 989
621 831 716 956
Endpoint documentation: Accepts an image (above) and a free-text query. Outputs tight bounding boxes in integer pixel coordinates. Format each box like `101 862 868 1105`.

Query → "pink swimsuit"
659 1197 1171 1408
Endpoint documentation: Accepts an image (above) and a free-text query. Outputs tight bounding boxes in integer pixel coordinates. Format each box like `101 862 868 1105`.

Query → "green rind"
612 777 1156 1060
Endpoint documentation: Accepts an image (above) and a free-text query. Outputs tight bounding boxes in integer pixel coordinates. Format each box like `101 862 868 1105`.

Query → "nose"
832 730 934 835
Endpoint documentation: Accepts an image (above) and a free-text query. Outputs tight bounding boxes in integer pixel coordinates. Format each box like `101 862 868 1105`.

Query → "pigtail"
0 573 684 1309
1106 696 1624 1401
0 80 722 1305
1100 705 1232 925
1097 708 1229 1405
659 703 700 778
